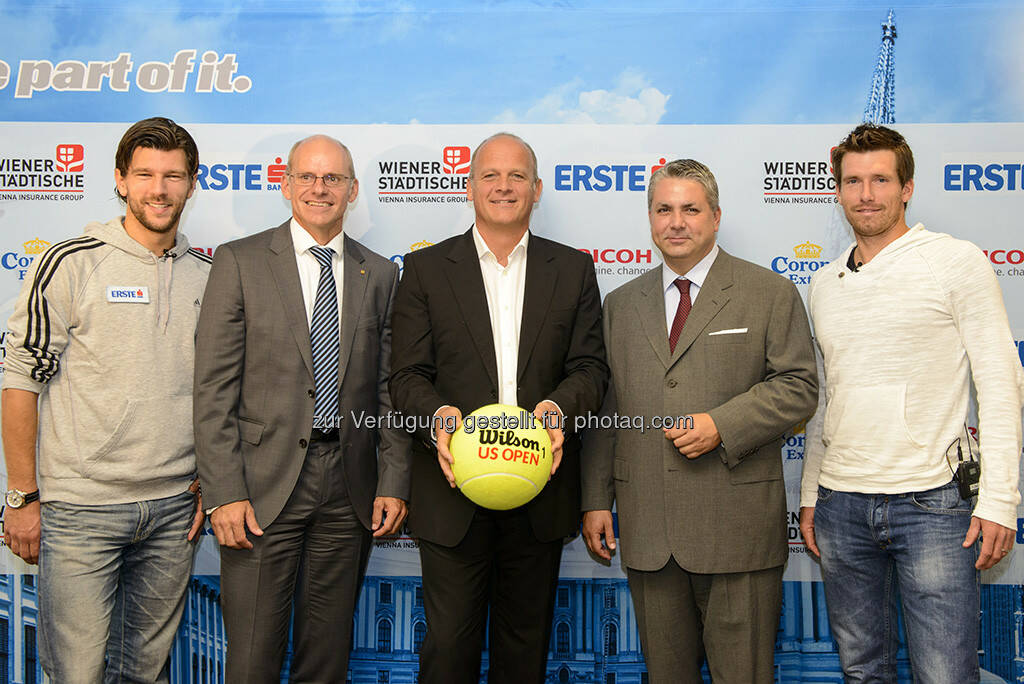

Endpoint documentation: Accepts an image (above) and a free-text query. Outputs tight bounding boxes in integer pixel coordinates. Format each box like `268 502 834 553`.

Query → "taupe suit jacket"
194 221 409 529
581 249 817 573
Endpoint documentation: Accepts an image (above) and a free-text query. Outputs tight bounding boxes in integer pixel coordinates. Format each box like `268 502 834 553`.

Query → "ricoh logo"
944 163 1024 191
771 241 829 285
0 144 86 200
553 157 667 192
578 247 654 277
2 238 50 280
391 239 435 278
982 249 1024 277
196 156 286 191
377 146 470 204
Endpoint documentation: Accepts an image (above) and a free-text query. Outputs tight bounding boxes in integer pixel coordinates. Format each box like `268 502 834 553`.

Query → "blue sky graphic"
0 0 1021 124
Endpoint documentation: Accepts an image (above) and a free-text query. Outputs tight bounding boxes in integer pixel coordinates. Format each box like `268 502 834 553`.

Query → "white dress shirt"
473 224 528 406
662 244 719 332
291 218 344 328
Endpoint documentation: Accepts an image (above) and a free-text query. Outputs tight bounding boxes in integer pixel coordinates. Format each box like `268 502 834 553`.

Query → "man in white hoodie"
1 117 209 684
799 123 1023 684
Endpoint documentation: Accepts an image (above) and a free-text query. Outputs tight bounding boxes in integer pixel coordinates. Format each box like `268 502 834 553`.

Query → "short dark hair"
114 117 199 202
831 123 914 186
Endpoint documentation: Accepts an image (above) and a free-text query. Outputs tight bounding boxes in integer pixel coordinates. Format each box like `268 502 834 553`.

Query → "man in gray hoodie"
1 117 210 684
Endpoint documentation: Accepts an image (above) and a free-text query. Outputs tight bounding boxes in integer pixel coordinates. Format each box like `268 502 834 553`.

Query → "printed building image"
0 574 42 684
0 574 1021 682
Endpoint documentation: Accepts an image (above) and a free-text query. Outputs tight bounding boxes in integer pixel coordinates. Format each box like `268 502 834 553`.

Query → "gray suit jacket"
581 249 817 573
194 221 409 529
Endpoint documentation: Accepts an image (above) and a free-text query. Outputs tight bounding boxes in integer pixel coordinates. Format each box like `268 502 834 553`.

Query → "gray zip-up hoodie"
3 218 212 505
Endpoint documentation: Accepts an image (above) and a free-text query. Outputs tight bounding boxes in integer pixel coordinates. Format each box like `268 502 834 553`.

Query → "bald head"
470 132 538 182
286 134 355 179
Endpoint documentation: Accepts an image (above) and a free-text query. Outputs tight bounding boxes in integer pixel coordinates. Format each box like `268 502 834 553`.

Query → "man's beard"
126 194 183 234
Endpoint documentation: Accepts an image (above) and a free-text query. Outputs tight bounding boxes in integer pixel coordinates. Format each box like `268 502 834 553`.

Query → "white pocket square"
708 328 748 336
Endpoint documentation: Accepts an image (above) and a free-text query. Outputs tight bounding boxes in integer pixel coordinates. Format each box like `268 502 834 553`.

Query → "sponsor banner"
2 122 1024 587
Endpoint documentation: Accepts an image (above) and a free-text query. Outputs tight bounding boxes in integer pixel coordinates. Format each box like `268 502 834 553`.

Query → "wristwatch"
5 488 39 509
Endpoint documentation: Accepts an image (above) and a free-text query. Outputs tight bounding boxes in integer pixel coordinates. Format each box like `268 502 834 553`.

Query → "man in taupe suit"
194 135 409 682
581 159 817 683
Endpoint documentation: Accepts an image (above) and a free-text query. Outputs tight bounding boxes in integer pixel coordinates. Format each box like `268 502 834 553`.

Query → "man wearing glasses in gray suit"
194 135 409 683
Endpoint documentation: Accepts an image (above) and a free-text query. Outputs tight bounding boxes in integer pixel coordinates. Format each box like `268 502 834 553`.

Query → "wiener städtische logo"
0 144 85 201
377 146 471 204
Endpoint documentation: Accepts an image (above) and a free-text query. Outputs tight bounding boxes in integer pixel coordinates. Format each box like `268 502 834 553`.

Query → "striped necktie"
310 245 339 430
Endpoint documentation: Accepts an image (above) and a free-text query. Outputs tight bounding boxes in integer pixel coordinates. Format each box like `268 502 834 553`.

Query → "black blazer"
389 228 608 546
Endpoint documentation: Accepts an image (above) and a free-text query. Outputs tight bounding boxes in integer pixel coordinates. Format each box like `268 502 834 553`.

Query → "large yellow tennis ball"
450 403 553 510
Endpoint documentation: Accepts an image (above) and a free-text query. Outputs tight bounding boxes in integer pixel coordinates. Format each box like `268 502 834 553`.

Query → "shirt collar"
290 218 346 258
662 244 719 293
472 224 530 265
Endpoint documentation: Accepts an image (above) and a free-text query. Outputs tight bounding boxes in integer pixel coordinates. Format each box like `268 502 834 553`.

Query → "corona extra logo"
770 241 830 285
792 242 822 259
2 237 50 280
391 239 435 277
23 238 51 255
784 422 806 461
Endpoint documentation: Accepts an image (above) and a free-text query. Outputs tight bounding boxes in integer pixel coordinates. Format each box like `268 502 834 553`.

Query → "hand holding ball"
449 404 553 510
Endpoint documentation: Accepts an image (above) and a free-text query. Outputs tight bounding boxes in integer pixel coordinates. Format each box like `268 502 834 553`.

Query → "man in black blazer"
389 132 608 683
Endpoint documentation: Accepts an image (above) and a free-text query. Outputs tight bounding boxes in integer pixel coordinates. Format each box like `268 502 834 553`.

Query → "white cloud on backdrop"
495 69 669 124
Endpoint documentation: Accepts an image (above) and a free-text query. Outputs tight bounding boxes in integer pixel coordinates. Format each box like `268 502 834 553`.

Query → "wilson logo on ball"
449 404 552 510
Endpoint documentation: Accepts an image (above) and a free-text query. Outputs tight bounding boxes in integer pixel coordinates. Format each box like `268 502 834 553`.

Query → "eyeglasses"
287 172 353 188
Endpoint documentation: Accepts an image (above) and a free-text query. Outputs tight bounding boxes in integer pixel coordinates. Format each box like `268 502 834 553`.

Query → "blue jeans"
815 481 980 684
38 490 198 684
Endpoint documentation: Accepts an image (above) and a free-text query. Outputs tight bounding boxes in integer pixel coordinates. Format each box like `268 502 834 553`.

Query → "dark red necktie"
668 278 691 353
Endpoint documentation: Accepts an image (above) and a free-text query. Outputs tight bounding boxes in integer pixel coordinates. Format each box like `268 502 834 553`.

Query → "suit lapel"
338 236 368 388
268 222 314 379
517 235 556 381
668 250 733 365
635 268 673 369
444 230 498 388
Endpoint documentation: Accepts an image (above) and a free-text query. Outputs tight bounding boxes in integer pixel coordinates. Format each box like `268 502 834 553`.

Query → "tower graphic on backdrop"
863 9 897 124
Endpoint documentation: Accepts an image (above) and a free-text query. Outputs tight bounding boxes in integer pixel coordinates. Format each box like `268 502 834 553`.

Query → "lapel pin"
360 269 365 275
